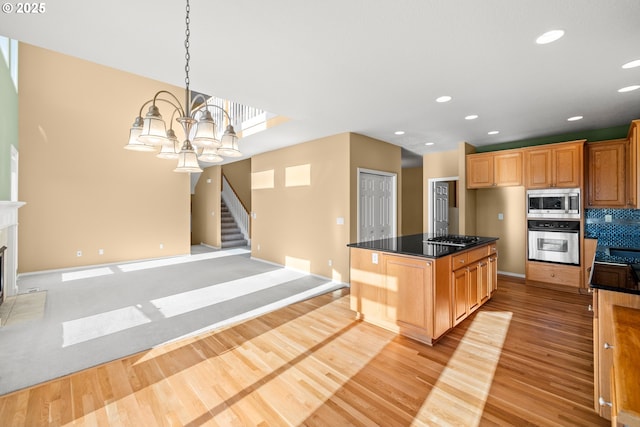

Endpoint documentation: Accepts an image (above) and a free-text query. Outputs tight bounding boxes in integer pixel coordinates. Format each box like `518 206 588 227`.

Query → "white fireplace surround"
0 201 25 299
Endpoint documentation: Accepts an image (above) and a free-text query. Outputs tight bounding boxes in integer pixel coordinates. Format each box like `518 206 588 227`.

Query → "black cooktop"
424 235 482 247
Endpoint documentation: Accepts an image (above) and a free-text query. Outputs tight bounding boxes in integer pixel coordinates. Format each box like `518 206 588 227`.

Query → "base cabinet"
349 243 498 345
593 289 640 421
526 260 581 288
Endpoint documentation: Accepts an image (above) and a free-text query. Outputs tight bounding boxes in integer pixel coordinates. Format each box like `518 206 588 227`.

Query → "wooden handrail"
221 171 249 214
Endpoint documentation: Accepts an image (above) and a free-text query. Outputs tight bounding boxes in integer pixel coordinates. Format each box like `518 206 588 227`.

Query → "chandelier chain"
184 0 191 95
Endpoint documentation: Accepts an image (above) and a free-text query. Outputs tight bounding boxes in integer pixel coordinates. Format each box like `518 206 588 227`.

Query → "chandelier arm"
151 90 186 117
192 102 233 123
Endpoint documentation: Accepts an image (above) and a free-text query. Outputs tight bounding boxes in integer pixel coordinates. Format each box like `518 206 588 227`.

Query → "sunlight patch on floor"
413 311 513 427
118 247 250 273
61 265 339 348
63 306 151 347
62 267 114 282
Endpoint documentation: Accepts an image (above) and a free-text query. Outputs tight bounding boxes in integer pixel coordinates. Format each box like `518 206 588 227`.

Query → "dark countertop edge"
347 236 499 259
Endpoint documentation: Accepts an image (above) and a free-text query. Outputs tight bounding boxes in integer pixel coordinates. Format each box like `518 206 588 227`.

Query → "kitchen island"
348 234 498 345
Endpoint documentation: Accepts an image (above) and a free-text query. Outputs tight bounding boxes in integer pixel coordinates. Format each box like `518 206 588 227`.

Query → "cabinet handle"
587 288 594 294
550 273 556 277
587 304 593 312
598 397 612 407
603 342 614 349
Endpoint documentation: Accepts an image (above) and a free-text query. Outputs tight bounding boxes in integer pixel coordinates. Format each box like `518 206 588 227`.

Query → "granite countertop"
347 234 499 259
589 239 640 295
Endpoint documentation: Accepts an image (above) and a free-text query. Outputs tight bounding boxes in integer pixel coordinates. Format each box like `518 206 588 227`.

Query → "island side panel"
349 247 384 320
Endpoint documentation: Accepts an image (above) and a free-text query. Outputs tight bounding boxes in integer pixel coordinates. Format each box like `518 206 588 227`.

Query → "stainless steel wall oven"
527 220 580 265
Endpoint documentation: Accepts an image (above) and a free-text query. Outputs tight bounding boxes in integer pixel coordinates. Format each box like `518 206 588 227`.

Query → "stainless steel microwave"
526 188 580 219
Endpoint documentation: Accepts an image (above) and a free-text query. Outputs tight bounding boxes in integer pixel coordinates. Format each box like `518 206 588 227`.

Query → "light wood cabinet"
453 267 468 325
586 139 628 207
627 120 640 208
525 260 581 288
524 140 584 188
452 245 493 324
349 242 497 345
593 289 640 421
466 150 523 188
384 255 430 329
487 243 498 296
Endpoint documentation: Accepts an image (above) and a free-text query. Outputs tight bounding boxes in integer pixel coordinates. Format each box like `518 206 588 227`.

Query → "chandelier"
124 0 241 173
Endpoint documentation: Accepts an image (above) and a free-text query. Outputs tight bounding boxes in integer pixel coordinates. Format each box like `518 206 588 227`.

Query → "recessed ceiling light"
465 115 479 120
567 116 583 121
424 142 435 146
536 30 565 45
622 60 640 69
394 130 405 135
618 85 640 93
488 131 500 135
436 96 452 103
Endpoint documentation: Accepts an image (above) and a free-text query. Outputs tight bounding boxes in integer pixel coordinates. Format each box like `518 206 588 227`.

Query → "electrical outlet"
605 214 613 223
159 243 164 249
98 249 104 255
328 259 333 266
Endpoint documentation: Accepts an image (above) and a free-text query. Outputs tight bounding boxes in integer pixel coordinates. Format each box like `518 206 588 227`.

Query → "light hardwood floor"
0 277 607 426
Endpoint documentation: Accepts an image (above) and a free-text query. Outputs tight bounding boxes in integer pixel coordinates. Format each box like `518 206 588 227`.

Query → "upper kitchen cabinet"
627 120 640 208
466 149 523 189
586 139 628 208
524 140 585 189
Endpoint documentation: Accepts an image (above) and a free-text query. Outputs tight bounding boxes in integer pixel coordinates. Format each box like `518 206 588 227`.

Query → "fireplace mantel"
0 201 25 229
0 201 26 300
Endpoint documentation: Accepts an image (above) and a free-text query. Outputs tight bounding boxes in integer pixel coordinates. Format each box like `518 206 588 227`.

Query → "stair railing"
221 174 250 244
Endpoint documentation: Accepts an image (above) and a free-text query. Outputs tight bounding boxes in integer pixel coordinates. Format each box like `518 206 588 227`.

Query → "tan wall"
251 133 351 282
18 44 191 272
422 149 460 233
401 167 423 234
475 187 526 275
222 159 251 211
191 166 222 247
349 133 402 243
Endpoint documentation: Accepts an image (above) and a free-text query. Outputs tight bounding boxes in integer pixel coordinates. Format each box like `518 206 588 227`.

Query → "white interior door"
433 181 449 236
358 170 396 242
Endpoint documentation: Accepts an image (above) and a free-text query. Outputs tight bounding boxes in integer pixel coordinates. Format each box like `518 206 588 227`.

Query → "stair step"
221 239 248 248
222 233 244 241
221 227 241 234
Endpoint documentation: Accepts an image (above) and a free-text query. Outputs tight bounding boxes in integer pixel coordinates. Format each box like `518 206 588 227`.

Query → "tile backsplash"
585 208 640 251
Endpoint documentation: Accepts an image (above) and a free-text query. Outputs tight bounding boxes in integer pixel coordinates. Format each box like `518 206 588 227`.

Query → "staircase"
221 201 248 248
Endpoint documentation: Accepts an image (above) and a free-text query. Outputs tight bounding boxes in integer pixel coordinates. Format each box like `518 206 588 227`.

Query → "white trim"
427 176 458 233
356 168 398 242
0 201 26 298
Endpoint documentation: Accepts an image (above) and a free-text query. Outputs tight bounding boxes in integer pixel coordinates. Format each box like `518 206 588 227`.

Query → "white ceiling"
1 0 639 164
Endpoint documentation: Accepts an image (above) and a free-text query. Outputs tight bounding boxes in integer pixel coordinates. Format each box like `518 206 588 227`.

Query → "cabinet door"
384 255 429 329
587 140 627 207
468 262 480 312
488 255 498 295
478 259 490 303
553 144 582 188
494 152 523 186
453 268 468 325
466 154 494 188
525 148 552 188
595 290 640 420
